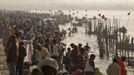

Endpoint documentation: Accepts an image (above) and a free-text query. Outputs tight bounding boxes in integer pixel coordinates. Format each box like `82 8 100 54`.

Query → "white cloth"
24 43 33 63
85 59 94 72
48 44 51 54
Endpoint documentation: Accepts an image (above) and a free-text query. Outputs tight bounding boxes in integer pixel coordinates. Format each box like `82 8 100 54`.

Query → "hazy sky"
0 0 134 9
0 0 133 4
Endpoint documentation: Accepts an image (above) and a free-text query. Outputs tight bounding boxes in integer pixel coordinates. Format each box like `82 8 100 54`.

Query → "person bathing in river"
84 43 91 52
68 28 72 36
84 45 90 53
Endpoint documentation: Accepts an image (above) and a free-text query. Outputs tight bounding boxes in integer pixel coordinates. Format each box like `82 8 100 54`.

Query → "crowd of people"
4 31 128 75
0 10 72 46
0 10 128 75
0 10 66 75
4 30 94 75
0 10 51 46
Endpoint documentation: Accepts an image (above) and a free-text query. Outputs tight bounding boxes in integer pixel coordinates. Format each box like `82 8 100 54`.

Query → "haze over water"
34 9 134 37
63 10 134 37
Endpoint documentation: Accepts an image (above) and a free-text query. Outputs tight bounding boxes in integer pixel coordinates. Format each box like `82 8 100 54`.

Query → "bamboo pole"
118 17 121 57
131 37 134 61
126 35 130 65
105 19 110 60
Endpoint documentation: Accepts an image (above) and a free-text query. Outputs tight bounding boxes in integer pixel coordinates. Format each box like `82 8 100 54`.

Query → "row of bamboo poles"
84 17 134 66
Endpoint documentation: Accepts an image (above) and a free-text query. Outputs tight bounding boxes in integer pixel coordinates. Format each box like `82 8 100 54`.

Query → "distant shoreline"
0 8 133 11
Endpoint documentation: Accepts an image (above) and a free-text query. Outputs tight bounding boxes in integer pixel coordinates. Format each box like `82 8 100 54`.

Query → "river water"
59 23 134 75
